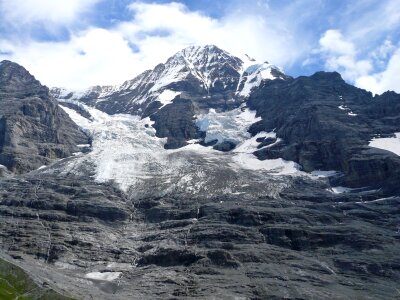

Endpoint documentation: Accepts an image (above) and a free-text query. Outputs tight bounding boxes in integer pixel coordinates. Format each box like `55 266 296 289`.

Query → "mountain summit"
51 45 286 116
0 60 48 97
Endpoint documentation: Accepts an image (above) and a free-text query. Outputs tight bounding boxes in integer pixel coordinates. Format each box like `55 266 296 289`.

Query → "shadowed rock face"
1 173 399 300
0 61 89 174
150 97 203 149
247 71 400 191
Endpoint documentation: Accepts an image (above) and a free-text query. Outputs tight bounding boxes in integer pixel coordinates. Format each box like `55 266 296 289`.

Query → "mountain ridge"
50 45 286 115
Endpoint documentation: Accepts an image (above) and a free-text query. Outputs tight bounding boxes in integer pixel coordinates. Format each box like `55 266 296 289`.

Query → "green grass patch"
0 258 75 300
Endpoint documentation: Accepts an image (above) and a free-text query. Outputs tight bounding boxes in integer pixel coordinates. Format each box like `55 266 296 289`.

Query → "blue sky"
0 0 399 93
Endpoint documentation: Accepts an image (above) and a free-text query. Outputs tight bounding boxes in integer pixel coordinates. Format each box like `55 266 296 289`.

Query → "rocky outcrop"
0 61 89 174
248 71 400 190
150 97 202 149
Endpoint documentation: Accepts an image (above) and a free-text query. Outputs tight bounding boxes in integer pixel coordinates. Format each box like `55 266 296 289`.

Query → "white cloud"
0 28 141 89
120 2 305 67
317 29 372 81
316 29 400 94
356 48 400 94
0 0 99 27
319 30 355 56
343 0 400 44
0 1 309 89
370 40 396 67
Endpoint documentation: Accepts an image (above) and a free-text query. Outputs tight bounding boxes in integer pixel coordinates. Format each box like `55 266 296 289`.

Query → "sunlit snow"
309 170 339 178
85 271 121 281
369 133 400 156
237 55 282 97
232 132 300 174
58 102 303 195
196 105 261 145
157 89 181 108
330 186 357 194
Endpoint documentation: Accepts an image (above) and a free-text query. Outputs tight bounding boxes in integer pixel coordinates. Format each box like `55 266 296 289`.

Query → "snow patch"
106 262 133 270
355 196 396 204
157 90 181 108
232 132 300 175
330 186 356 194
85 271 121 281
309 170 339 178
369 133 400 156
232 153 300 175
338 105 357 116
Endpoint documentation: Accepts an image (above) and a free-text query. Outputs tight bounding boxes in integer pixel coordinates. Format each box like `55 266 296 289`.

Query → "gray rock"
248 71 400 191
0 61 90 174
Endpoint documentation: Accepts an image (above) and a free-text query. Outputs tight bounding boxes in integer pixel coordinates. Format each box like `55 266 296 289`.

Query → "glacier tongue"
57 102 302 197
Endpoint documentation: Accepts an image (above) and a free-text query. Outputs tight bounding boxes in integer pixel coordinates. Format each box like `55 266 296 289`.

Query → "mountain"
52 45 287 148
1 46 400 300
0 61 90 174
51 45 286 115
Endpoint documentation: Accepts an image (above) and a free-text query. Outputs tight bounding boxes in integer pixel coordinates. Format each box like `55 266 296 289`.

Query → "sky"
0 0 399 94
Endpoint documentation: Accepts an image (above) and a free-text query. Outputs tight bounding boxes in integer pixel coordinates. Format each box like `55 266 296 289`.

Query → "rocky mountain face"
0 61 90 174
1 46 400 300
247 71 400 193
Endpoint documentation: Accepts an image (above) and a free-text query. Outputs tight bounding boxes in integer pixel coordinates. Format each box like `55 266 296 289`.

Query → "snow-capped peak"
237 54 285 97
178 45 238 66
51 44 287 115
154 44 242 93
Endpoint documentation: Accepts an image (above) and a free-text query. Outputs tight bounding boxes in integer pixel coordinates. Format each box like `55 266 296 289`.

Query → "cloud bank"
0 1 310 89
0 0 399 94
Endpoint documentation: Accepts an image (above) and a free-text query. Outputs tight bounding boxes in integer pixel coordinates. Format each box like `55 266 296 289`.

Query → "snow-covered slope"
52 102 301 198
237 54 285 97
369 133 400 156
51 45 287 116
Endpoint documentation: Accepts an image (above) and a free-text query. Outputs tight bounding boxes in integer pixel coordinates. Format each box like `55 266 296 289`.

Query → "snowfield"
85 271 121 282
369 133 400 156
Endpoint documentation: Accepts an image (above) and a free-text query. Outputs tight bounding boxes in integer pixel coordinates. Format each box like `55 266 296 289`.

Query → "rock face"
150 97 203 149
1 172 399 299
0 61 89 174
247 71 400 191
